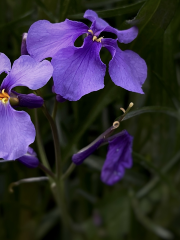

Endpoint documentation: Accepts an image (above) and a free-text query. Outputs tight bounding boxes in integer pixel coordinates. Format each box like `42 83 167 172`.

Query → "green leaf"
59 0 72 21
137 150 180 199
35 208 59 239
84 0 126 8
131 197 173 239
152 71 180 109
35 0 58 22
133 152 176 195
97 190 131 239
163 22 179 102
129 0 179 57
0 10 33 31
122 106 179 121
69 1 145 19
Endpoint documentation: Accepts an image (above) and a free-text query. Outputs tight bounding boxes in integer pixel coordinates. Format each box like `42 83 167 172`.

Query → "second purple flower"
27 10 147 101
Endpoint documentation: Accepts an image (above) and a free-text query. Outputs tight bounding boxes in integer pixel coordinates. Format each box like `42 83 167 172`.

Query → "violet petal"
102 38 147 94
27 19 89 61
104 25 138 44
1 55 53 92
84 9 138 43
72 138 104 165
0 53 11 74
52 35 106 101
52 85 66 102
17 147 39 168
101 130 133 185
84 9 109 35
0 102 35 160
56 94 66 103
11 91 44 109
21 33 29 55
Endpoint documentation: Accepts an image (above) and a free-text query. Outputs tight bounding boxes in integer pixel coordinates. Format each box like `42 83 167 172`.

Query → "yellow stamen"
2 98 8 104
96 37 103 43
93 36 98 41
0 89 10 104
88 29 94 35
92 36 103 43
2 89 10 98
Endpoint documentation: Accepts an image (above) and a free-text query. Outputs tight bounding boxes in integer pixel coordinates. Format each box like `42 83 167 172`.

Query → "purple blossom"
11 90 44 109
52 85 66 103
21 33 29 55
27 9 147 101
101 130 133 185
72 130 133 185
72 138 104 165
0 53 53 160
17 146 39 168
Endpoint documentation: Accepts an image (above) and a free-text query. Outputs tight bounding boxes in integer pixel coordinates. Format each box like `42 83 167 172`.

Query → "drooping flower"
0 146 39 168
101 130 133 185
21 33 29 55
0 53 53 160
17 146 39 168
27 9 147 101
72 130 133 185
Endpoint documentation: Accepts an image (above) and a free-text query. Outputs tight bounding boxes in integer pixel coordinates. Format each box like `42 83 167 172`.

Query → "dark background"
0 0 180 239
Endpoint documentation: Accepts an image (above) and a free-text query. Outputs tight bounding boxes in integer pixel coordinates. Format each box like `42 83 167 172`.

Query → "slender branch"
52 100 58 120
9 176 49 193
41 105 61 179
61 163 76 180
34 109 51 171
39 163 56 179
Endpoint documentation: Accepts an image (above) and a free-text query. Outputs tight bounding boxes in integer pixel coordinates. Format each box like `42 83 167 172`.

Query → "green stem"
34 109 51 170
61 163 76 180
39 163 56 179
9 176 49 193
52 100 58 120
41 105 61 179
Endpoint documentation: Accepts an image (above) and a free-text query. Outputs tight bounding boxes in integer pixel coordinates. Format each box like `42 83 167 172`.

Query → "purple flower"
11 90 44 109
72 130 133 185
21 33 29 55
0 53 53 160
27 10 147 101
17 147 39 168
52 85 66 103
72 138 104 165
101 130 133 185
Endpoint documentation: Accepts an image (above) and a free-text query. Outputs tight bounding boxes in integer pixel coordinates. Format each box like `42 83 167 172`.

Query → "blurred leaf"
133 152 171 183
122 106 180 121
133 152 177 195
84 155 104 171
131 196 173 239
163 22 179 103
35 0 58 22
0 10 33 31
137 150 180 199
35 208 59 240
129 0 179 57
69 1 145 19
98 190 131 239
84 0 126 8
153 71 180 109
59 0 72 21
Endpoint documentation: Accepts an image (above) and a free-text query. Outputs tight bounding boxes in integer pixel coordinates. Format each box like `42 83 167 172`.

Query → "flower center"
88 30 103 43
0 89 10 104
